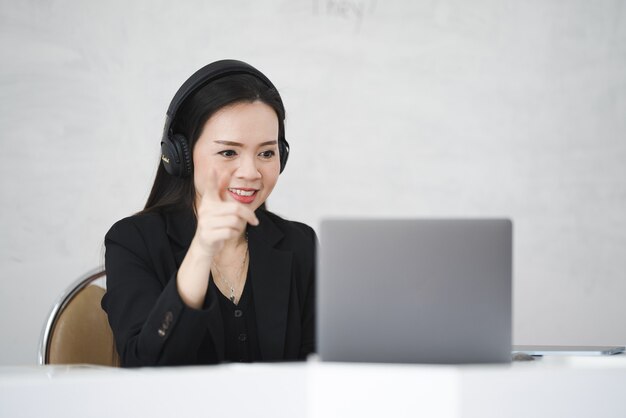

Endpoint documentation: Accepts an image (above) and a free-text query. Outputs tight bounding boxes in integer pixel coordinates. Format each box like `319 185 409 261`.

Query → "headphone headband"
166 59 278 121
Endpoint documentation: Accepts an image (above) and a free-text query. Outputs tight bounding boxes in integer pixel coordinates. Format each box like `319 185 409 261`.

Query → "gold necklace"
212 244 249 304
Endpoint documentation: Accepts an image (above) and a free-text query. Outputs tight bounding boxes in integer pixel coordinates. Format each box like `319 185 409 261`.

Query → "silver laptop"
317 218 512 364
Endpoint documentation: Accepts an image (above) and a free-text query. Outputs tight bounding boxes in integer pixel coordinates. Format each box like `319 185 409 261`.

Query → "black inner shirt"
210 272 262 362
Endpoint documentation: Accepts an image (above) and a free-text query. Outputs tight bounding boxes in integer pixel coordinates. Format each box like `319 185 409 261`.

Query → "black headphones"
160 59 290 178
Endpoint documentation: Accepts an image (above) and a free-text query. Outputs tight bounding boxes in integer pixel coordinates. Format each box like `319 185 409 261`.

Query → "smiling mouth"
228 188 259 204
228 188 257 197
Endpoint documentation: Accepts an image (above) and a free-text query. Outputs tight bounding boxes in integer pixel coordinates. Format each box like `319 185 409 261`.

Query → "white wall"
1 0 625 365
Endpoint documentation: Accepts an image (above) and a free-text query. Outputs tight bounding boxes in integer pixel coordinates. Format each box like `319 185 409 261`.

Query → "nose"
235 154 262 180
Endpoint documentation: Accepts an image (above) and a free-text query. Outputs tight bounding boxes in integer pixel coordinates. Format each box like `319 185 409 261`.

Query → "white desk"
1 356 625 418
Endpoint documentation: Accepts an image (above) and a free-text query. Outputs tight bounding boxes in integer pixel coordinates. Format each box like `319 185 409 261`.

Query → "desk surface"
2 356 626 418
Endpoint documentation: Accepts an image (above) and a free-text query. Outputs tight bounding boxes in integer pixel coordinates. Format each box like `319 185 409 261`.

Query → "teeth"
230 189 255 197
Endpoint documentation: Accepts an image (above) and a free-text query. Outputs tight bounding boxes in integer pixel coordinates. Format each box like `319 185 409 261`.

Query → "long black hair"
141 73 285 214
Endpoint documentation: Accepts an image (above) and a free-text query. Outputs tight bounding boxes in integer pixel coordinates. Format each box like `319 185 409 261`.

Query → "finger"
202 214 247 231
215 169 229 202
234 204 259 226
201 168 229 203
206 204 259 227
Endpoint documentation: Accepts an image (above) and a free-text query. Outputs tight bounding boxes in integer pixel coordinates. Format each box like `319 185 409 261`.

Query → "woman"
102 60 316 367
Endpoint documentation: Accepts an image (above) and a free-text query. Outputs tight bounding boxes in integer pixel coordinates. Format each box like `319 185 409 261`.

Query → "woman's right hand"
177 169 258 309
191 169 259 258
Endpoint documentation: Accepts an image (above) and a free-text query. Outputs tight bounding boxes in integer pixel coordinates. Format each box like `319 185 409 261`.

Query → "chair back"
39 268 120 366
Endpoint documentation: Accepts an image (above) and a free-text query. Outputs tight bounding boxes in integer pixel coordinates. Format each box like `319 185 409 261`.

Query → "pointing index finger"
202 168 229 203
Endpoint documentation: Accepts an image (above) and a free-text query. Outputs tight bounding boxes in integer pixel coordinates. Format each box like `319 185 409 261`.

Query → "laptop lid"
317 218 512 364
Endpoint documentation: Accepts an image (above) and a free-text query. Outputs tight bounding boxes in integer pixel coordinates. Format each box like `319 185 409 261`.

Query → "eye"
218 150 237 158
259 150 275 159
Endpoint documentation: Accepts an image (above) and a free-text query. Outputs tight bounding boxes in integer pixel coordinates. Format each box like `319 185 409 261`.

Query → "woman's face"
192 101 281 211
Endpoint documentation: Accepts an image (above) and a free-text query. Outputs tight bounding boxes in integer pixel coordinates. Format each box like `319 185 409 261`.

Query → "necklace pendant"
229 295 235 303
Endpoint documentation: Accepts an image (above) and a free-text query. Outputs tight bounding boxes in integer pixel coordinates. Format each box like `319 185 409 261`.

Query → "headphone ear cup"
173 133 193 178
278 138 290 174
161 133 192 178
160 135 180 177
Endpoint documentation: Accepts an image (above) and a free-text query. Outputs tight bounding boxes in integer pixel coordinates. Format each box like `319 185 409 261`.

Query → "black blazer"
101 208 316 367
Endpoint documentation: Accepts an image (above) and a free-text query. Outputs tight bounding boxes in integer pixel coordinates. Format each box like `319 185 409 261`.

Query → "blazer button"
238 333 247 342
158 311 174 337
234 309 243 318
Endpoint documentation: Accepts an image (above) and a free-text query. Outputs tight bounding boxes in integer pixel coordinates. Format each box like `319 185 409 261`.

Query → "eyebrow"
213 140 277 147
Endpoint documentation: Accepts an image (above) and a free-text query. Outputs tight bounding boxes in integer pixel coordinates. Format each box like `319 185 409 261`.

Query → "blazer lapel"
248 210 292 361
